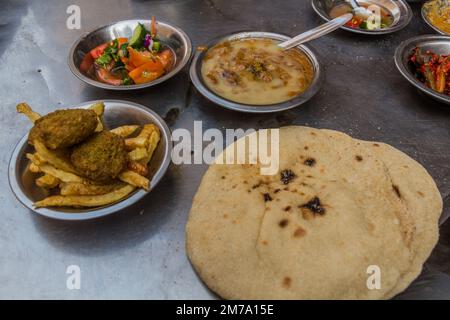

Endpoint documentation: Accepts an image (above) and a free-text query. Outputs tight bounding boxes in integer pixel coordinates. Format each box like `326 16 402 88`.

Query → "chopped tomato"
345 17 363 28
128 47 155 67
120 56 131 68
157 49 173 70
119 56 136 72
128 60 164 84
125 63 136 72
95 68 124 86
80 53 94 74
89 42 109 59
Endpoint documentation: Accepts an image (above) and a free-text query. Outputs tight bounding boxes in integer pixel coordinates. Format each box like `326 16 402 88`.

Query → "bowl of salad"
311 0 412 35
68 18 192 90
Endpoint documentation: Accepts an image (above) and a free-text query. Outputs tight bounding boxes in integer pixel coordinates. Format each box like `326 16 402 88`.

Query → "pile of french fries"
17 102 161 208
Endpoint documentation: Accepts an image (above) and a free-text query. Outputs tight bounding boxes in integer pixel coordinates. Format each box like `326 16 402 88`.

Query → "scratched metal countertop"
0 0 449 299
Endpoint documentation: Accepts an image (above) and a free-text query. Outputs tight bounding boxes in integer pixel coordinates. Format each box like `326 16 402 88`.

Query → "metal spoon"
278 13 353 50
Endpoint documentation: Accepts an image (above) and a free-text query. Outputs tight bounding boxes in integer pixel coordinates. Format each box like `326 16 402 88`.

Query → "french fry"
94 122 104 132
33 140 76 173
89 102 105 132
16 103 41 123
122 124 160 188
125 137 147 149
36 174 60 189
89 102 105 116
27 154 85 183
37 164 85 183
125 124 159 149
111 125 140 138
142 127 161 164
128 147 148 161
34 184 136 208
26 153 44 165
28 163 41 173
60 182 126 196
127 161 149 176
119 170 149 190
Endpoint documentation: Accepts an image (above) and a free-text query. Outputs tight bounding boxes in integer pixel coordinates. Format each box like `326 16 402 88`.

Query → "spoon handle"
278 13 353 50
348 0 360 9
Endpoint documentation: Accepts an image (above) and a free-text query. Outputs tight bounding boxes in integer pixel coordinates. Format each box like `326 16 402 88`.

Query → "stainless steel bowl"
8 100 172 220
422 0 450 35
68 19 192 90
311 0 412 35
394 35 450 105
189 31 323 113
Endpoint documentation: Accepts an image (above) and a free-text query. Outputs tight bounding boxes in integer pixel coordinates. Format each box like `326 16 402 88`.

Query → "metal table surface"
0 0 449 299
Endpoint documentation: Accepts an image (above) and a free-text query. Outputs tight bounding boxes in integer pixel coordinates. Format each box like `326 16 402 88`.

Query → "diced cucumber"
153 41 161 52
129 23 147 48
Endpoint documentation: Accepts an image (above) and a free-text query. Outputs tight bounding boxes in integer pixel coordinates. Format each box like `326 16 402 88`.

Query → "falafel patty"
71 131 127 183
29 109 98 149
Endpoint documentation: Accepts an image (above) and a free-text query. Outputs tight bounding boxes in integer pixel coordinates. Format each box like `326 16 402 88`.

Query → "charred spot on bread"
252 181 262 189
299 197 326 215
280 169 296 184
279 219 289 228
304 158 316 167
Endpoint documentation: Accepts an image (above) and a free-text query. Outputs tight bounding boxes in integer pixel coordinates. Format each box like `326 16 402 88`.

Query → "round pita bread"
186 126 441 299
357 139 441 298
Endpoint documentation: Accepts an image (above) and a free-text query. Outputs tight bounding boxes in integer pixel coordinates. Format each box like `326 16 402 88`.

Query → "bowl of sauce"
312 0 412 35
422 0 450 35
190 32 322 113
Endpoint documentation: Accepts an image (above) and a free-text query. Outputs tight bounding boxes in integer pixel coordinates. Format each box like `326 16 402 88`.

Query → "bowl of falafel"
8 100 172 220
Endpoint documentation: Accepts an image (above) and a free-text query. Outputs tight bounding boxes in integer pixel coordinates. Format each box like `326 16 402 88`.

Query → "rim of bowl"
394 35 450 105
8 99 173 221
311 0 413 35
68 19 193 90
189 31 323 113
421 0 449 36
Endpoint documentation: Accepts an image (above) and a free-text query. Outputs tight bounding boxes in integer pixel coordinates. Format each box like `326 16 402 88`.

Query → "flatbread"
321 129 441 298
357 139 441 298
186 126 441 300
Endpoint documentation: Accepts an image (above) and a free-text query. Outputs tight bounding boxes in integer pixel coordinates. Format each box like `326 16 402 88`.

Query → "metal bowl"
311 0 412 35
422 0 450 35
394 35 450 105
8 100 172 220
68 19 192 90
189 31 323 113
